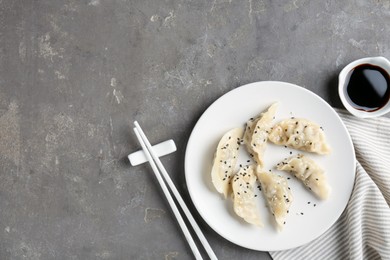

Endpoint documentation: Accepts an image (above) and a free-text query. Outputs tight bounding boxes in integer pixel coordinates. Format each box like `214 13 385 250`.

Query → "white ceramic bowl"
338 56 390 118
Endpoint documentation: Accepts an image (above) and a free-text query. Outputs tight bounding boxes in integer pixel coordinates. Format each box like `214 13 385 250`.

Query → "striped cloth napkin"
270 109 390 260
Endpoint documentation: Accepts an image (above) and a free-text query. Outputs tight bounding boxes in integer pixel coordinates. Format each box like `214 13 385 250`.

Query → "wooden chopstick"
134 121 218 260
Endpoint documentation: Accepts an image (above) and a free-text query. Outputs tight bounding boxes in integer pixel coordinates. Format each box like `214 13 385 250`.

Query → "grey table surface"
0 0 389 259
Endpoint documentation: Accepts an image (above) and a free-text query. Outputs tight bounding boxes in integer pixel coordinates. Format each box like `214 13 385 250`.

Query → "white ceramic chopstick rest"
128 139 177 166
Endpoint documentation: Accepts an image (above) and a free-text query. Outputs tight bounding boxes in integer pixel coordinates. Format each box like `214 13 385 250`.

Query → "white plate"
185 81 356 251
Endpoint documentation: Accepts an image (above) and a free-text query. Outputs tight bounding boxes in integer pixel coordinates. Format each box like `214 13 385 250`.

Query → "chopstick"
133 121 218 260
133 128 202 259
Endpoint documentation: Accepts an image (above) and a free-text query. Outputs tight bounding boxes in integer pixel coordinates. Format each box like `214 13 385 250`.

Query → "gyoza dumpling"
243 103 279 168
276 154 331 200
232 165 263 227
211 128 244 198
268 118 331 155
256 170 293 231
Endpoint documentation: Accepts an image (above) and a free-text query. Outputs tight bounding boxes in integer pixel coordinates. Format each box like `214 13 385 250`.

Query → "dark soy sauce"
346 64 390 112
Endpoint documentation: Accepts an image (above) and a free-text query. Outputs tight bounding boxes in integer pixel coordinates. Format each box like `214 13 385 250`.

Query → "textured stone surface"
0 0 389 259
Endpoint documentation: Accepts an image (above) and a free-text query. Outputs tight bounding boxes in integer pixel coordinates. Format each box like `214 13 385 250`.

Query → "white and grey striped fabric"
270 109 390 260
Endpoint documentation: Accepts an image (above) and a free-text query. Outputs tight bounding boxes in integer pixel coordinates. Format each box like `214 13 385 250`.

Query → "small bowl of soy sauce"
338 56 390 118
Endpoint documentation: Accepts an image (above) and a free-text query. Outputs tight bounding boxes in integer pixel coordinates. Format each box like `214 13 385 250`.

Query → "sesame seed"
300 212 304 215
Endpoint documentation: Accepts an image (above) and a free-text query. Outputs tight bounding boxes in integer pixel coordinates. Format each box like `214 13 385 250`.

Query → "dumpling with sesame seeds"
256 169 293 231
211 127 244 198
268 118 331 155
276 154 331 200
231 165 263 227
243 102 279 169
